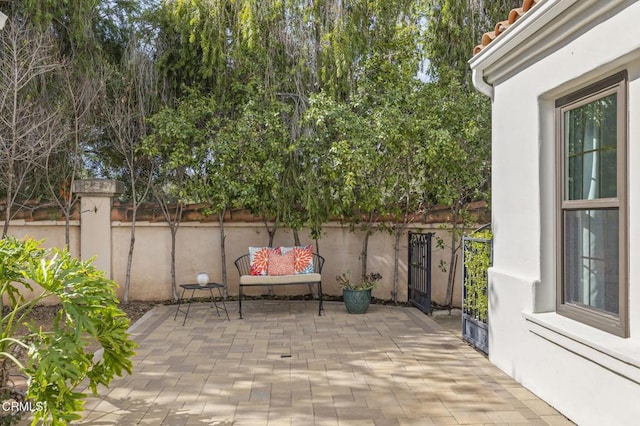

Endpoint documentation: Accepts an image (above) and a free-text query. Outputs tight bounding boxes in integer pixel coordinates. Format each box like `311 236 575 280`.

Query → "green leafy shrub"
0 236 136 425
462 230 492 323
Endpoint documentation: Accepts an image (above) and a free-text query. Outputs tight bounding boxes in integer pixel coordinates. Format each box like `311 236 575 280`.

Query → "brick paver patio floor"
76 301 573 425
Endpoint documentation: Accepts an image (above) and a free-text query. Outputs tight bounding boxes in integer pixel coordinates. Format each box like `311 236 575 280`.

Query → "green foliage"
152 0 423 100
463 230 492 322
0 236 136 425
419 77 491 207
304 92 378 220
143 88 223 203
149 0 431 243
223 94 292 223
4 0 140 66
424 0 522 86
304 30 490 281
0 0 499 311
417 75 491 306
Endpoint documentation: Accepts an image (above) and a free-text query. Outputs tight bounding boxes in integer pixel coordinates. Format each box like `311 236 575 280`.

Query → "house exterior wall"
471 1 640 424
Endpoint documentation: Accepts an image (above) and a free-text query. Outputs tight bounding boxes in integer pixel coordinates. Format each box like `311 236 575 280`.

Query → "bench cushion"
239 273 322 285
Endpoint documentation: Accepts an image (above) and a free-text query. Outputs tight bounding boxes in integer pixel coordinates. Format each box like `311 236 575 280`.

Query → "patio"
78 301 573 425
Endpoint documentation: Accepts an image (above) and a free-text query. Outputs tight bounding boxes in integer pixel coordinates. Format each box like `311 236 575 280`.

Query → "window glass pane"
601 98 617 147
564 209 619 314
564 94 617 200
600 149 617 198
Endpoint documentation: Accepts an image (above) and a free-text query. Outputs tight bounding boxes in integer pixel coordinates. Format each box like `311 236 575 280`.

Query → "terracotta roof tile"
472 0 540 56
494 20 510 36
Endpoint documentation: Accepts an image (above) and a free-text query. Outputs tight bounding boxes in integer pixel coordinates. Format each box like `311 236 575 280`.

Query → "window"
556 72 628 337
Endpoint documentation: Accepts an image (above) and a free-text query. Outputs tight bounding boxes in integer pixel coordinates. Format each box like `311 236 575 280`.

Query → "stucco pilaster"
72 179 124 279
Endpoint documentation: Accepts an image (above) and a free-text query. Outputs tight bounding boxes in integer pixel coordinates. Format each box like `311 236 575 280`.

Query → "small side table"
174 282 230 325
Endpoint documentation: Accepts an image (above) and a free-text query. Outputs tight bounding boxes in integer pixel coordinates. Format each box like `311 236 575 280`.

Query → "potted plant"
336 271 382 314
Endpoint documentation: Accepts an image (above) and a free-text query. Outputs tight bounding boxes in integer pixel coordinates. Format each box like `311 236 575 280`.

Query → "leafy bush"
462 230 492 323
0 236 136 425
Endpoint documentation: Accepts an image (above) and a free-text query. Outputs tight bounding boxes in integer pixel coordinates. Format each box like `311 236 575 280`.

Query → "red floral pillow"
281 245 314 274
249 247 274 276
267 251 295 276
293 245 313 274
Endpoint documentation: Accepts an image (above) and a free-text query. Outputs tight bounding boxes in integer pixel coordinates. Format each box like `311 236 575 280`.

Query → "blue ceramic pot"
343 288 371 314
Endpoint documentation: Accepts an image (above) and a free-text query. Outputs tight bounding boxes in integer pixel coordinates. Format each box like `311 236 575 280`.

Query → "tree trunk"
360 228 370 279
264 218 277 295
170 222 178 301
124 202 137 303
293 228 301 246
219 210 228 298
264 218 277 246
2 175 12 237
64 215 70 249
63 196 75 249
444 207 461 307
170 202 183 301
446 253 459 308
3 203 9 237
61 178 75 250
391 226 404 303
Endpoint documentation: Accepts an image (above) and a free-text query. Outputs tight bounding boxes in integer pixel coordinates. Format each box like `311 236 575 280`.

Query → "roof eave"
469 0 578 97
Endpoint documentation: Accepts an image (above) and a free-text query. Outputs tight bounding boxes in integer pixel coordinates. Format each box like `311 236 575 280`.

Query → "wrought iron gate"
461 234 492 355
408 232 433 315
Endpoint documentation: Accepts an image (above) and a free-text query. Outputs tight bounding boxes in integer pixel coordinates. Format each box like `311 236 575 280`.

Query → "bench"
234 252 325 319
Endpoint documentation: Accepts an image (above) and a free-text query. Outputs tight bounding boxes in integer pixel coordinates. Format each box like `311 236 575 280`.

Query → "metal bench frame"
234 252 325 319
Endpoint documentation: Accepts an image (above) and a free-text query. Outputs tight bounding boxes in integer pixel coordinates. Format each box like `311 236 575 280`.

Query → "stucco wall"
473 1 640 424
6 220 80 256
3 219 463 307
110 221 461 305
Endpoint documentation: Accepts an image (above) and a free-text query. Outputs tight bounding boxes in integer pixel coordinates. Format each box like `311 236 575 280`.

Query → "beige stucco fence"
5 179 472 307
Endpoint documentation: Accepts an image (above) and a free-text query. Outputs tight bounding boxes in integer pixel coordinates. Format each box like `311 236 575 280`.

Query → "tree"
370 93 431 302
0 19 65 237
302 0 428 281
143 90 222 300
102 43 157 302
149 0 430 241
220 94 293 296
347 11 431 300
304 91 383 278
183 98 244 297
42 61 102 249
0 0 146 246
232 95 292 247
150 186 183 301
423 1 521 306
422 79 491 307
